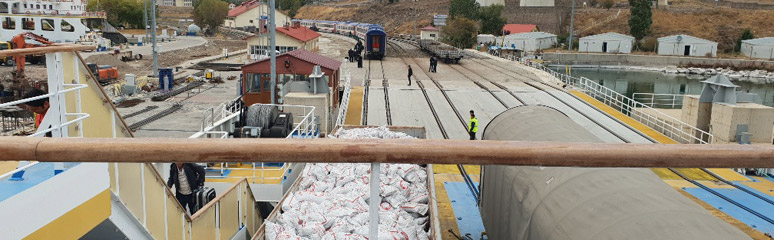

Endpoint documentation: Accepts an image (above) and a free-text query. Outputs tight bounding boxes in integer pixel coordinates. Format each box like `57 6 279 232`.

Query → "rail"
527 62 714 144
109 162 261 240
335 67 352 128
632 93 685 109
3 137 774 168
191 103 317 184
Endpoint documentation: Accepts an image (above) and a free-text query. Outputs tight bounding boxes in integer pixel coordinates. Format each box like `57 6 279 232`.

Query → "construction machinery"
10 32 53 79
111 50 143 62
0 42 13 66
86 63 119 85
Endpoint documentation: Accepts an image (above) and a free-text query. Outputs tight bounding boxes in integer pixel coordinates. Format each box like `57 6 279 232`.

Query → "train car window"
21 18 34 30
2 17 15 30
41 18 54 31
246 73 261 92
61 19 74 32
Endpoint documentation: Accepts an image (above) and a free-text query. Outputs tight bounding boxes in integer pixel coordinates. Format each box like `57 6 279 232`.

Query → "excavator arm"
10 32 53 77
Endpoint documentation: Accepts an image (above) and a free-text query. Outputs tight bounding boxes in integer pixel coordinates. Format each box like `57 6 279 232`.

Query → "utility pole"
413 0 416 41
144 0 148 41
568 0 575 51
151 0 158 77
270 0 277 104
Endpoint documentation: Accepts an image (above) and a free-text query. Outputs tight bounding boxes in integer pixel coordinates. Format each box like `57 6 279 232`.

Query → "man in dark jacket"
167 162 206 214
407 65 413 86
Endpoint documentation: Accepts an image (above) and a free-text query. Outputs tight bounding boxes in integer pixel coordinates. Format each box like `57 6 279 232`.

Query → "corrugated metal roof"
742 37 774 46
243 49 341 71
228 0 261 17
658 34 717 44
580 32 634 41
420 26 438 31
276 26 321 42
506 32 557 39
502 24 538 34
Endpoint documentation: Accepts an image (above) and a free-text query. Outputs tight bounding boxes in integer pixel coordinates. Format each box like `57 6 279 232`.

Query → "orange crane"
10 32 53 78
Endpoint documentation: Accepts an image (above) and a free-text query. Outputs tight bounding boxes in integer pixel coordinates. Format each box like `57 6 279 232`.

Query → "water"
549 66 774 107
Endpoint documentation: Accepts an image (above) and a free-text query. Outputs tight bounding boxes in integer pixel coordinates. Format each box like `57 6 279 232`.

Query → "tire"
4 59 13 66
135 54 143 60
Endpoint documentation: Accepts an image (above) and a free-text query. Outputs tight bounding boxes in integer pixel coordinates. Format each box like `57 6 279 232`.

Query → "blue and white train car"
365 26 386 59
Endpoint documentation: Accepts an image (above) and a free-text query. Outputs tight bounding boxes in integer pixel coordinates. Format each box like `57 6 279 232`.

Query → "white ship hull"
0 14 101 43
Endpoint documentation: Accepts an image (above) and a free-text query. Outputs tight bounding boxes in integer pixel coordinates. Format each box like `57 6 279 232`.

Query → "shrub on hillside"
603 0 614 10
639 37 658 52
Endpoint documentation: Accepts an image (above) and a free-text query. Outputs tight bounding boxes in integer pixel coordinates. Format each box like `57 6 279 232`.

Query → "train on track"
298 19 386 60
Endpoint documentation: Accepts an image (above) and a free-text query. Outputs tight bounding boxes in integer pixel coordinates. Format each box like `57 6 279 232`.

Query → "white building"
503 32 557 52
420 26 439 41
741 37 774 59
579 32 635 54
223 0 288 29
657 34 717 57
477 34 495 45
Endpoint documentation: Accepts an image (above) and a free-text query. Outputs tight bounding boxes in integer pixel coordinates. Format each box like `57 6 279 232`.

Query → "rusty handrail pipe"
2 137 773 168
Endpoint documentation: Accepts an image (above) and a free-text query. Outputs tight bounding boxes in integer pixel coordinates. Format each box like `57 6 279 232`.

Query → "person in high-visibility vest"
468 110 478 140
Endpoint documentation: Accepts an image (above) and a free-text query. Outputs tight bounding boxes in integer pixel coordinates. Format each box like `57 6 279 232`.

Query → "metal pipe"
151 0 158 77
270 0 277 105
1 137 773 168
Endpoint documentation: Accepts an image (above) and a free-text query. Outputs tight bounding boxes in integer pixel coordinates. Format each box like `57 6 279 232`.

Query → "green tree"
87 0 144 28
736 29 754 52
450 0 479 20
194 0 229 31
603 0 614 9
443 17 478 48
628 0 652 42
478 4 506 35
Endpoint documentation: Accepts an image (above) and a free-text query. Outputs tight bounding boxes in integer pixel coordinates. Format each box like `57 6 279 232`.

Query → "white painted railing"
528 62 714 144
632 93 686 109
335 69 352 128
191 103 317 184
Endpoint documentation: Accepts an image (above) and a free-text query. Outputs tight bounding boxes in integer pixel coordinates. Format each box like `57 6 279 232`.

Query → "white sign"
434 14 448 19
433 19 446 26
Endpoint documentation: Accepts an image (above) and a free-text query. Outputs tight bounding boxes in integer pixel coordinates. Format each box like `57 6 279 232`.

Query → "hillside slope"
294 0 449 35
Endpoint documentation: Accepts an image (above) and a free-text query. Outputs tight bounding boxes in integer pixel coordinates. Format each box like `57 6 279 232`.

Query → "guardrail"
191 103 317 184
110 162 261 240
632 93 685 109
335 66 352 128
527 62 714 144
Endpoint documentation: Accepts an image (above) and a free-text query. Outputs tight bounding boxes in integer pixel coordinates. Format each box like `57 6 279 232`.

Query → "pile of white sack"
265 127 431 240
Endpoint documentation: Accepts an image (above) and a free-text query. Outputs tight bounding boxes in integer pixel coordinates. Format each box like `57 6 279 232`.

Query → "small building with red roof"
501 24 539 35
245 21 322 60
241 49 342 132
223 0 288 29
420 26 439 41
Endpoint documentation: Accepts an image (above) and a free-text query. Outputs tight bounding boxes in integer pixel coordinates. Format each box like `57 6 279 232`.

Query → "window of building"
430 34 436 37
262 74 271 90
41 18 54 31
3 17 16 30
246 73 261 92
23 4 27 8
61 19 74 32
249 20 253 23
36 4 40 9
22 18 34 30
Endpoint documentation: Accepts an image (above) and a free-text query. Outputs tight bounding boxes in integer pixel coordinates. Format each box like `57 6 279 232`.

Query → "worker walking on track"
407 65 413 86
469 110 478 140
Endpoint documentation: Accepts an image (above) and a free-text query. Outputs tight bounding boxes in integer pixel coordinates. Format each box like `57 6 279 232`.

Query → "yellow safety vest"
469 117 478 133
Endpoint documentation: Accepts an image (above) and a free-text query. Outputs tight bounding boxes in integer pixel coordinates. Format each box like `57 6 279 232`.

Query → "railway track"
444 64 517 109
362 59 371 125
380 60 392 125
472 58 774 230
465 59 632 143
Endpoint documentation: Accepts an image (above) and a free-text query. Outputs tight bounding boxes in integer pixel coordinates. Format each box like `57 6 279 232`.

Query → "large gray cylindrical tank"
479 105 748 240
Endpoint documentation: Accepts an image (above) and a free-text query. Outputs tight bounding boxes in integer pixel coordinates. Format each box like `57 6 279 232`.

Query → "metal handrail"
335 68 352 128
527 62 714 144
632 93 686 109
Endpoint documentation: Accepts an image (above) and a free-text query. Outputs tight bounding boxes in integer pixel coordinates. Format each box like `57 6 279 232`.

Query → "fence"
110 163 261 240
632 93 686 109
528 62 714 144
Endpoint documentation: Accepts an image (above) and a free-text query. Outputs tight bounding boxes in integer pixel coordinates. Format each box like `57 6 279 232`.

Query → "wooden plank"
2 137 773 168
0 44 95 57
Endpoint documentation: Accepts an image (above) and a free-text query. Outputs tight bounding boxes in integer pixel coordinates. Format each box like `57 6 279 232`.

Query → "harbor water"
550 66 774 107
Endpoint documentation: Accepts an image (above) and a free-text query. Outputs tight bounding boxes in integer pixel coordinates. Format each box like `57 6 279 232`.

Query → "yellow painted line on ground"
206 168 283 184
663 180 699 189
707 168 751 182
25 189 111 240
569 90 679 144
0 161 19 176
345 86 364 125
433 164 480 175
742 177 774 197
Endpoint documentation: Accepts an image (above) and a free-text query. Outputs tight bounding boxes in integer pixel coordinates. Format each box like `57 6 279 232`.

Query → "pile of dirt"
294 0 447 35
